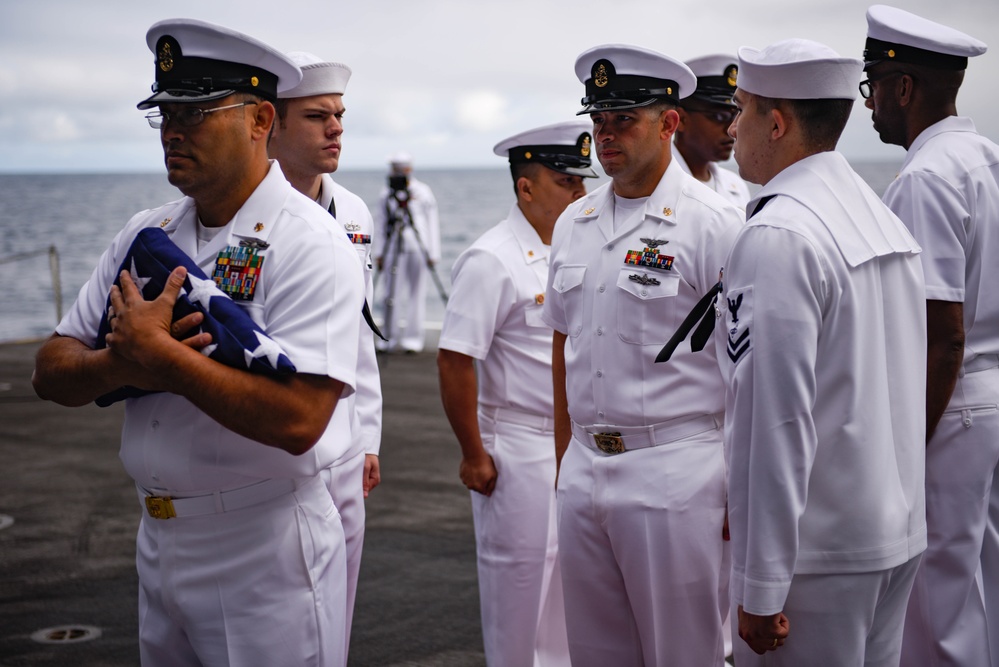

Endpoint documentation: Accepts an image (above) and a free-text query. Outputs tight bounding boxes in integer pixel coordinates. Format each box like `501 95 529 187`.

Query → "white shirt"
673 149 753 209
373 175 441 262
542 158 743 427
883 115 999 363
58 163 364 491
721 151 927 615
320 173 383 458
439 204 553 415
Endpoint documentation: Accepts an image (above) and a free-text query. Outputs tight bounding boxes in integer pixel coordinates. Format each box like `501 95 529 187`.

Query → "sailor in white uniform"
438 120 596 667
860 5 999 664
269 51 383 653
542 44 743 666
721 38 927 665
32 19 363 666
674 54 752 209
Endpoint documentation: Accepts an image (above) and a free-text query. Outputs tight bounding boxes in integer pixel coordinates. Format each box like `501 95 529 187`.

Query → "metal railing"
0 246 62 333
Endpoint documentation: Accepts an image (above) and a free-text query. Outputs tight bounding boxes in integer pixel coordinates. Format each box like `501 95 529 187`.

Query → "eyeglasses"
858 71 909 99
685 108 739 124
144 101 258 129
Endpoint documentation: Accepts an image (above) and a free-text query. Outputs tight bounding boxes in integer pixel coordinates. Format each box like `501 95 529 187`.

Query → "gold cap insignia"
525 151 532 160
158 42 174 73
594 63 609 88
581 135 591 158
535 293 545 305
726 65 738 87
254 223 265 232
251 76 259 87
663 207 673 216
888 49 895 58
666 86 673 96
584 207 595 215
159 217 172 228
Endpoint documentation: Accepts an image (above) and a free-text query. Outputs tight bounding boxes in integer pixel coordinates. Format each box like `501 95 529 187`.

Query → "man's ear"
771 106 788 141
660 107 680 140
898 73 915 108
250 100 276 141
516 176 534 202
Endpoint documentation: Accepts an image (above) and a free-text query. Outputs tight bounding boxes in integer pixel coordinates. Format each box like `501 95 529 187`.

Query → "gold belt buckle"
145 496 177 520
593 432 626 454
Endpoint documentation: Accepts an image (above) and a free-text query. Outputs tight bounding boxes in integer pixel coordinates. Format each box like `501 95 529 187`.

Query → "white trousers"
381 249 428 352
322 449 367 649
137 474 347 667
734 555 920 667
472 412 570 667
557 428 727 667
902 365 999 666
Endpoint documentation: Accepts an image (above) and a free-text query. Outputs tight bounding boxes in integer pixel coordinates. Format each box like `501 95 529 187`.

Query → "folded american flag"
93 227 296 407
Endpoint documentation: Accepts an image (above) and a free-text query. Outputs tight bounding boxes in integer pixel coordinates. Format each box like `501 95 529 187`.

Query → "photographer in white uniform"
542 44 743 666
721 38 927 665
859 5 999 664
438 121 596 667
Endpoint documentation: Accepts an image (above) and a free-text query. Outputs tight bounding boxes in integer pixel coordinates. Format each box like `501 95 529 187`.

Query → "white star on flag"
187 274 220 309
245 330 286 370
199 343 218 358
129 258 153 293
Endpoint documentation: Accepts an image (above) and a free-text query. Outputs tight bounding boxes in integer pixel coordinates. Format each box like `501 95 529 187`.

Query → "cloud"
454 90 508 132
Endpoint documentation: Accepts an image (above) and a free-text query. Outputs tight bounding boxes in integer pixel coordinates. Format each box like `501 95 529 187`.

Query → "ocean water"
0 160 900 343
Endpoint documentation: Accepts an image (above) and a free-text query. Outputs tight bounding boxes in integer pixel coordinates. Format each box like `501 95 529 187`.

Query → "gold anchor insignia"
584 207 595 215
254 223 265 232
527 250 534 257
726 65 738 87
581 136 591 157
663 207 673 216
594 63 609 88
159 217 172 228
158 42 174 72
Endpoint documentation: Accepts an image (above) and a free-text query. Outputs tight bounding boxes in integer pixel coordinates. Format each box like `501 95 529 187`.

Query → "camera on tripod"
388 174 410 205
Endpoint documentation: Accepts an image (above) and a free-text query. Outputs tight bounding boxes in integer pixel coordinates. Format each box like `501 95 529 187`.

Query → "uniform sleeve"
438 247 514 360
355 203 383 453
723 222 826 615
883 171 967 303
422 183 442 262
262 225 363 393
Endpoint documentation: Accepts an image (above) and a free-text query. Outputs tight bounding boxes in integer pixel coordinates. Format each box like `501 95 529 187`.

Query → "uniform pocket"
615 268 679 345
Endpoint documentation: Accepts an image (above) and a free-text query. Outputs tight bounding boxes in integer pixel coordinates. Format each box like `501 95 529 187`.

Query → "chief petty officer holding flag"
32 18 363 666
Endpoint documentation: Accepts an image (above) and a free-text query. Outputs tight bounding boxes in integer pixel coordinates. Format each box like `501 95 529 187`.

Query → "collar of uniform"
571 188 605 223
899 115 977 172
318 172 336 212
227 160 288 245
508 203 549 265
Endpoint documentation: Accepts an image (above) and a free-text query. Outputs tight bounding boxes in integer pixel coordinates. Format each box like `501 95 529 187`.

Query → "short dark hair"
510 161 544 196
756 96 854 151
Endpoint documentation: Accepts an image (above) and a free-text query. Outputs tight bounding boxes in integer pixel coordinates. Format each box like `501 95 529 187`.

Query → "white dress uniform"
374 175 441 352
58 162 363 667
722 151 927 666
318 173 383 645
883 116 999 666
440 203 570 667
672 149 751 209
542 156 742 666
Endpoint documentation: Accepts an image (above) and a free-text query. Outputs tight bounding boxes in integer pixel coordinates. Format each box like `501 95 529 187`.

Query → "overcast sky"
1 0 995 173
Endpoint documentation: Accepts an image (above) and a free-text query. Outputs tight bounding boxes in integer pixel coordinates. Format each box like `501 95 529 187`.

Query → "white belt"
571 413 723 455
962 354 999 375
479 405 554 432
137 477 303 520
